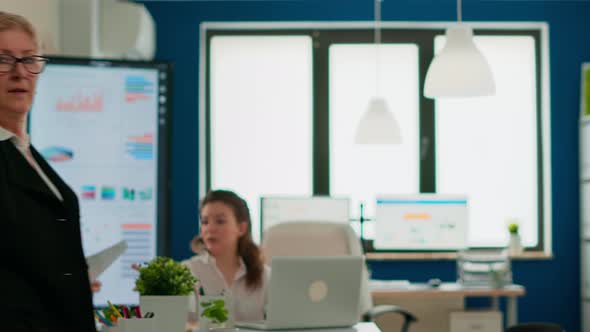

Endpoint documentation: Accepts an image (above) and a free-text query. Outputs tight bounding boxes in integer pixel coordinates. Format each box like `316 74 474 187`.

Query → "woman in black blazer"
0 12 97 332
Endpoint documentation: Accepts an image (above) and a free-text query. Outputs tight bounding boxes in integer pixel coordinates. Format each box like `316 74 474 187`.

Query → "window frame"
199 22 551 256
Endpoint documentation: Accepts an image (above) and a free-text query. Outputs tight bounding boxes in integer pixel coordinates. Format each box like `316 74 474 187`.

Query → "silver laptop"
236 256 362 330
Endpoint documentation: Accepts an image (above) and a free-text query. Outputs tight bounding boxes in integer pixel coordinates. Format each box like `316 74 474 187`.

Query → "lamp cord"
374 0 382 97
457 0 462 22
374 0 381 44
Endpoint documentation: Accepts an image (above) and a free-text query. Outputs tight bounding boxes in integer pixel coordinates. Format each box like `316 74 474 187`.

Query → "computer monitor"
29 56 172 306
374 194 468 250
260 196 350 239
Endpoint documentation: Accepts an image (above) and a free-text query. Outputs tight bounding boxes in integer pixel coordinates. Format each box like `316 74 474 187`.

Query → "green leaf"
508 223 519 234
134 256 198 296
200 298 228 323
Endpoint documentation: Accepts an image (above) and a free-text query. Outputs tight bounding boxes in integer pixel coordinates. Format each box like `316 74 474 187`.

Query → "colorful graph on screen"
56 92 103 112
120 223 154 278
81 185 96 200
40 146 74 162
126 133 154 160
101 186 116 200
125 75 154 102
121 187 153 201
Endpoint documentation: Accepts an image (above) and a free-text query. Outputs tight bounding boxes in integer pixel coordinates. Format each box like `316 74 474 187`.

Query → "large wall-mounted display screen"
29 57 171 306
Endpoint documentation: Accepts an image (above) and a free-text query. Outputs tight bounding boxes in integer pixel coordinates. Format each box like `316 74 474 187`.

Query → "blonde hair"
0 11 39 51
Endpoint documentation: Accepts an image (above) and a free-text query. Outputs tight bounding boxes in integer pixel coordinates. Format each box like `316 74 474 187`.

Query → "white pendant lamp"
423 0 495 98
355 0 402 145
355 97 402 144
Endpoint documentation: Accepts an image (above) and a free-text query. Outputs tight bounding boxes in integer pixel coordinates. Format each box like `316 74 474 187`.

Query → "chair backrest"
262 221 372 316
506 323 564 332
263 221 362 258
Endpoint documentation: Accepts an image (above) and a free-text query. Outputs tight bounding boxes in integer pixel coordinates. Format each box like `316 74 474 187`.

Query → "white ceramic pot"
508 233 523 256
140 295 191 332
208 326 238 332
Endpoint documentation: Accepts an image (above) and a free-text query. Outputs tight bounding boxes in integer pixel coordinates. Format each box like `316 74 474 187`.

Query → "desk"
238 322 381 332
370 282 525 332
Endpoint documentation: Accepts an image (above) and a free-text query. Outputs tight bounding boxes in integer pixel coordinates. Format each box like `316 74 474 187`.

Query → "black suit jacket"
0 140 96 332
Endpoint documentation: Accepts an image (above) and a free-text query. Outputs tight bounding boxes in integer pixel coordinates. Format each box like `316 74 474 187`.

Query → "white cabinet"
584 182 590 240
580 63 590 332
581 62 590 332
583 119 590 179
450 311 502 332
583 242 590 299
581 116 590 332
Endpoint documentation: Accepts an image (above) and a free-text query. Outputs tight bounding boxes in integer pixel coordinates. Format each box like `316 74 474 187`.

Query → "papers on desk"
86 240 128 280
368 279 411 290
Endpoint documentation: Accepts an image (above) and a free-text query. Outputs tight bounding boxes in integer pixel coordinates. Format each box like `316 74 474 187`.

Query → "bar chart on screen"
374 194 468 250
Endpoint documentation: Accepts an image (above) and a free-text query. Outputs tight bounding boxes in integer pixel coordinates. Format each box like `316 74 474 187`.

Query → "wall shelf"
366 251 552 261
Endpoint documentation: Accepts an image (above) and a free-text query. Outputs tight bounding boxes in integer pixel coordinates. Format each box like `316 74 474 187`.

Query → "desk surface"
238 322 381 332
371 282 525 299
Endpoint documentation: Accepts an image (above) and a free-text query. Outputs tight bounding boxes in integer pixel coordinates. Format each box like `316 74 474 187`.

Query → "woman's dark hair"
192 190 264 290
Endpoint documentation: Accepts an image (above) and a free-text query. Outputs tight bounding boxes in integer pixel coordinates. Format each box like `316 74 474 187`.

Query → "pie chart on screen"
40 146 74 162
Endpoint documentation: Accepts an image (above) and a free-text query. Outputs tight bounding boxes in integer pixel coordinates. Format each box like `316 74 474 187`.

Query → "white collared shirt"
0 126 63 201
0 126 12 141
182 251 270 321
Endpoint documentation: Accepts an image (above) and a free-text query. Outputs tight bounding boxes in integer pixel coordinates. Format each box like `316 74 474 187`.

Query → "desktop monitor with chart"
259 196 350 239
373 194 468 250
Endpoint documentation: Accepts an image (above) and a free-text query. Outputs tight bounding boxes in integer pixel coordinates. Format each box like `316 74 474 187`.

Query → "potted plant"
507 222 523 256
135 256 198 332
200 298 231 331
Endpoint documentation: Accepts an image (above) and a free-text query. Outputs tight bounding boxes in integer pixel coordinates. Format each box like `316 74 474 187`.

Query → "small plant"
200 299 229 324
508 223 519 234
135 256 197 296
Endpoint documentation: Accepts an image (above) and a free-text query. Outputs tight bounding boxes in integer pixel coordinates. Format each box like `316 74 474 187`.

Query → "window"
206 35 313 243
200 23 550 253
329 43 420 239
435 36 541 248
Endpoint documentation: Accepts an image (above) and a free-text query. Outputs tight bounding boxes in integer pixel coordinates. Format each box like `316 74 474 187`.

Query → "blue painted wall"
137 1 588 330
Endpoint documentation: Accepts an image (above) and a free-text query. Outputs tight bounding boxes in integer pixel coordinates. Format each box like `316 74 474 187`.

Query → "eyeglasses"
0 54 49 74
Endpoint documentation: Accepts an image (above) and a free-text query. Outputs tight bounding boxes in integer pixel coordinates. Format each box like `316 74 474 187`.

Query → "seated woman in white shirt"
183 190 270 321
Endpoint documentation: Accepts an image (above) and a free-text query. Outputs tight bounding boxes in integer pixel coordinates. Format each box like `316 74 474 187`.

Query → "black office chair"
506 322 564 332
363 304 417 332
262 221 418 332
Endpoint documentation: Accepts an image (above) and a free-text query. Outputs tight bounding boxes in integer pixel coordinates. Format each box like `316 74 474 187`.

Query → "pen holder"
101 325 120 332
102 318 155 332
140 295 191 332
